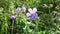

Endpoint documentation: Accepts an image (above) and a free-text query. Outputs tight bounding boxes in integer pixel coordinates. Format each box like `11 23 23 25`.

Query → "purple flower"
22 4 26 11
16 7 21 13
27 8 38 20
10 16 15 21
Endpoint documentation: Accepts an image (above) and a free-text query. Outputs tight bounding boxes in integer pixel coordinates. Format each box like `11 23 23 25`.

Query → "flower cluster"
26 8 38 20
10 4 38 21
10 4 26 21
16 4 26 13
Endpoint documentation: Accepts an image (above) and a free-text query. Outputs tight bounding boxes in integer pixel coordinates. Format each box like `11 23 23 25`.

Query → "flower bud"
10 16 15 21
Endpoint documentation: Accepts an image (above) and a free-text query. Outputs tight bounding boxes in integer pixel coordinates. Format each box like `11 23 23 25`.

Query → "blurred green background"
0 0 60 34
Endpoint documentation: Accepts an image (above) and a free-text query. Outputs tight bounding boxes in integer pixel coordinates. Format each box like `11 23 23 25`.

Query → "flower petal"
22 4 26 11
33 8 37 13
16 7 21 13
28 8 32 12
30 15 35 20
26 13 31 17
33 13 38 18
28 8 34 14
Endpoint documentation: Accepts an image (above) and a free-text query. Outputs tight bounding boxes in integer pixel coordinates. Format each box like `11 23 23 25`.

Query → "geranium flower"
26 8 38 20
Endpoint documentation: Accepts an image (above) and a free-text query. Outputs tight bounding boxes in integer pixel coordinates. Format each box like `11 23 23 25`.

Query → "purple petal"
16 7 21 13
33 13 38 18
26 13 31 17
22 4 26 11
30 15 35 20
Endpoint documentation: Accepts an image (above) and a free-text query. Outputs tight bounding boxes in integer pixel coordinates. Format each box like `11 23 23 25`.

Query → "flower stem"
35 19 38 32
11 20 14 34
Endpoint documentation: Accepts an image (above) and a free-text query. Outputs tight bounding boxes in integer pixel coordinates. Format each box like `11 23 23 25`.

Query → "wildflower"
10 16 15 21
26 8 38 20
16 7 21 13
22 4 26 11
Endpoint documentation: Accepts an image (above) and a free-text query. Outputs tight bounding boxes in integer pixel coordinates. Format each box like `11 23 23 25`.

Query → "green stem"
11 20 14 34
49 8 50 14
35 19 38 32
